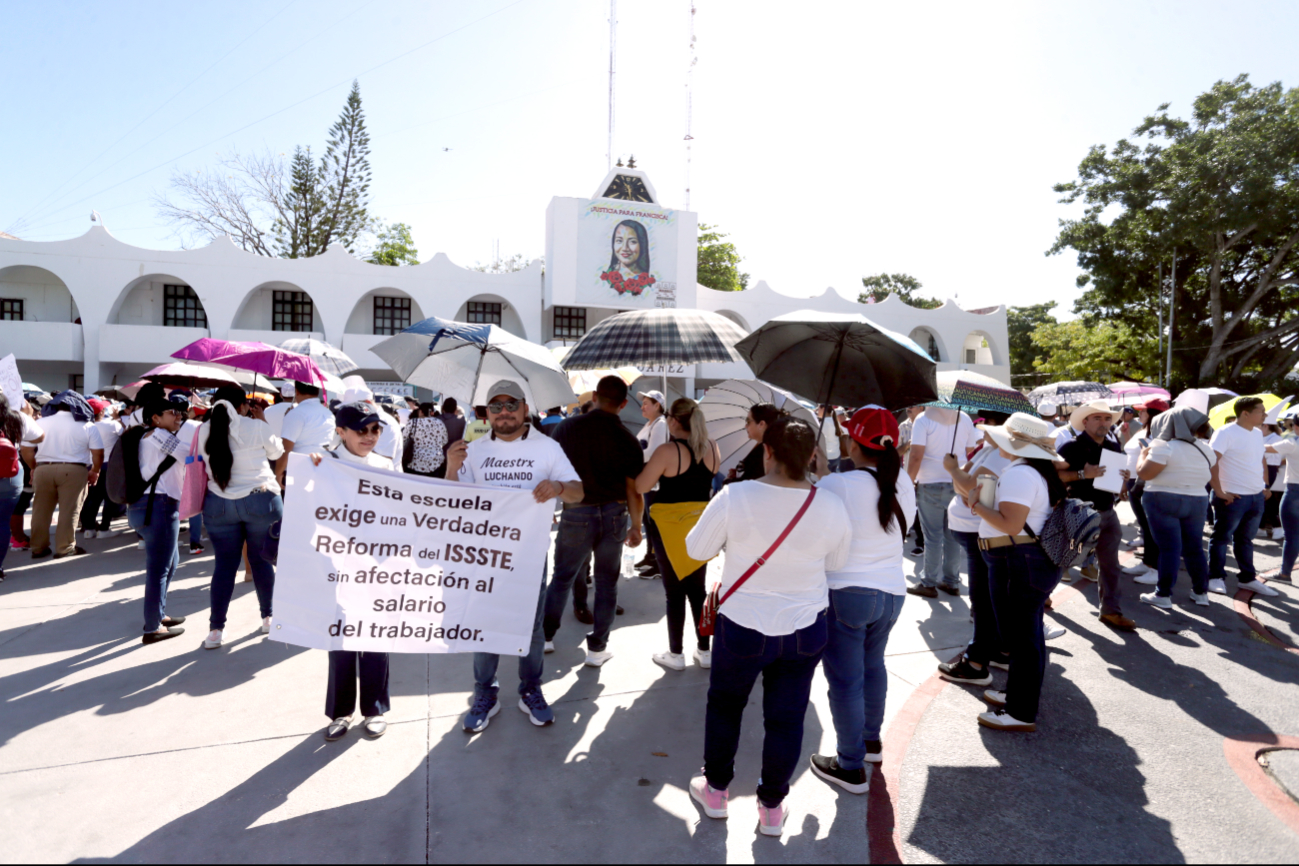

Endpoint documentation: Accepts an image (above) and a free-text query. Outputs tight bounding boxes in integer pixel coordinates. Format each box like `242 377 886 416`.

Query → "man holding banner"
444 380 584 732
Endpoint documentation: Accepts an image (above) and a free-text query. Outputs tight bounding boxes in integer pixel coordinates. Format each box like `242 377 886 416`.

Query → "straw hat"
1068 400 1117 429
978 412 1060 462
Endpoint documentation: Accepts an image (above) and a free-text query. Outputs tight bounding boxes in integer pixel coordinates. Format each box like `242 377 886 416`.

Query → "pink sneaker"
689 773 728 819
757 801 786 837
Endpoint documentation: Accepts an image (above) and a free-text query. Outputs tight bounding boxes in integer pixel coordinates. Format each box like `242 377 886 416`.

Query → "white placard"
1093 449 1128 495
272 453 554 655
0 354 21 410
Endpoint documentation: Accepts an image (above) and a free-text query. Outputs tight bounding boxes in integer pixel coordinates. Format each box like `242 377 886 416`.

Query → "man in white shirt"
278 382 336 484
906 407 980 597
262 383 296 438
1207 396 1275 596
30 400 95 559
79 399 123 537
444 379 584 734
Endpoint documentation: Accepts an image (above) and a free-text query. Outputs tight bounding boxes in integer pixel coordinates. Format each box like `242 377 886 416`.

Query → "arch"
454 293 527 340
0 264 78 322
345 288 427 335
232 281 320 334
715 309 751 332
961 329 1000 366
108 273 209 328
908 326 946 363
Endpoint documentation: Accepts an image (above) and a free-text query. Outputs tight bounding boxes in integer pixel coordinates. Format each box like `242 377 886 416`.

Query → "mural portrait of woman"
600 220 656 296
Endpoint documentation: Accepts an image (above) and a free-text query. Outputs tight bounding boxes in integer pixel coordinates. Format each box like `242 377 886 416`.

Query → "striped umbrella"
1025 381 1115 410
698 379 828 474
561 309 748 370
278 337 359 377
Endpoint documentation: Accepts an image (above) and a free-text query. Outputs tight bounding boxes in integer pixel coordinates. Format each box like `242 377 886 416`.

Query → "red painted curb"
1223 735 1299 836
1233 587 1299 655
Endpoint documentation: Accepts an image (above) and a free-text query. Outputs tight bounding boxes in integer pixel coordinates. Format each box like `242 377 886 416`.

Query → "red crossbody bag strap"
717 487 817 607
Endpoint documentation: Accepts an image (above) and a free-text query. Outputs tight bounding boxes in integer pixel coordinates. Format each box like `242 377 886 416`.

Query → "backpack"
1027 497 1102 571
0 433 18 479
106 427 177 523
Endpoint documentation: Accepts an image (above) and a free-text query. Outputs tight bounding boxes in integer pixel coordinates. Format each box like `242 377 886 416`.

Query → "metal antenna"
607 0 618 171
683 0 697 209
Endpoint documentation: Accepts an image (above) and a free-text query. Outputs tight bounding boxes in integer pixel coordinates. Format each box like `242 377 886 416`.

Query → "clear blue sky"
5 0 1299 315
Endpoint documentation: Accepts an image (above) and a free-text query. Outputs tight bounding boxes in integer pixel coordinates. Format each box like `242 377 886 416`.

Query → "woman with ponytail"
725 402 787 484
196 385 284 651
808 406 917 793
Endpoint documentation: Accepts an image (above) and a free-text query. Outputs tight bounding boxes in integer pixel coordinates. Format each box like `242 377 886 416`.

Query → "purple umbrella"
171 338 325 385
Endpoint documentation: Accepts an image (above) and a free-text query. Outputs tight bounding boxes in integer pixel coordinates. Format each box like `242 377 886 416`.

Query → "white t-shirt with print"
457 430 580 491
911 411 980 485
948 447 1013 534
979 460 1051 539
1209 423 1266 496
1143 439 1216 495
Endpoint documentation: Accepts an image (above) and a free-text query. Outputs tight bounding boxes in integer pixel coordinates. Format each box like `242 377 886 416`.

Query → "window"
273 290 313 331
965 348 977 364
164 284 206 328
467 301 502 325
0 299 22 321
69 374 84 393
373 296 411 335
552 306 586 340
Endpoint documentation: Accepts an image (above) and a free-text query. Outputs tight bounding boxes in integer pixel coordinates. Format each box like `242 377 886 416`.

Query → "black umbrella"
734 311 937 411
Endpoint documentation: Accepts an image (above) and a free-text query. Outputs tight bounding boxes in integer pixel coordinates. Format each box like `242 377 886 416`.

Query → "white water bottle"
622 551 636 579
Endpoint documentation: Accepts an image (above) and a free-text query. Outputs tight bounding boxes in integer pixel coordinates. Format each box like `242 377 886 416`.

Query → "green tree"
274 146 326 259
1030 319 1161 383
1051 75 1299 390
697 223 749 291
1007 301 1058 385
858 273 941 308
366 221 419 266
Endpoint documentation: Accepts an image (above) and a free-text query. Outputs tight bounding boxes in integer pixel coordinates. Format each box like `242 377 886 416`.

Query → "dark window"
164 284 206 328
69 374 84 393
373 296 411 336
965 348 977 364
0 299 23 321
553 306 586 340
273 290 313 331
467 301 501 325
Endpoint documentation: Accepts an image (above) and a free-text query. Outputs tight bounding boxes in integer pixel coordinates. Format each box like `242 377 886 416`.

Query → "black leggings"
650 521 710 654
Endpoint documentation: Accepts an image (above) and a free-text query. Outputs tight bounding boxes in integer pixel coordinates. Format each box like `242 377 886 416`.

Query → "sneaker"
938 657 992 686
189 544 205 555
1141 592 1173 609
203 629 223 650
989 654 1011 671
638 571 660 580
757 801 786 837
689 773 728 819
809 754 869 794
1208 579 1229 595
906 584 939 599
983 689 1007 708
324 716 352 742
1045 625 1066 640
1133 571 1158 586
1079 565 1099 582
693 648 712 669
137 539 146 550
1239 579 1280 597
83 529 97 539
10 538 29 551
544 640 555 654
1274 527 1285 541
1190 592 1210 606
584 649 614 667
1121 562 1151 576
518 688 554 726
463 690 500 733
977 709 1036 732
261 616 272 635
910 546 923 556
864 740 883 764
653 651 686 671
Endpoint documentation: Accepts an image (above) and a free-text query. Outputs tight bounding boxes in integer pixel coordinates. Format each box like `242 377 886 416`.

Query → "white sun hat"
978 412 1061 462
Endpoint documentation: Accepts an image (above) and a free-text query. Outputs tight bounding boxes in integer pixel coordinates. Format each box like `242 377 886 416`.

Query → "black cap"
334 401 381 431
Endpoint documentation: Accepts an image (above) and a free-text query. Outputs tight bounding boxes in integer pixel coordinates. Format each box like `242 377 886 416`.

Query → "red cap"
87 398 109 414
1135 398 1170 412
845 406 900 451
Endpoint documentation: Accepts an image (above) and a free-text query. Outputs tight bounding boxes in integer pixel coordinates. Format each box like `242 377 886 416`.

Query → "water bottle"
622 551 636 579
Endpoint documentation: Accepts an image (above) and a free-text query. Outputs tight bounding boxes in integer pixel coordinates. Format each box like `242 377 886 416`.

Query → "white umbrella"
278 337 359 377
549 346 642 395
699 379 828 474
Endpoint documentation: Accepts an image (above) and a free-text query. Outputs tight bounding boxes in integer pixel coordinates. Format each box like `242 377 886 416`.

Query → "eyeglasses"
487 400 521 414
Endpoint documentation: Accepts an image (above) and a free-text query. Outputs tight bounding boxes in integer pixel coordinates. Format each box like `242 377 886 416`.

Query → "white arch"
454 293 528 340
345 287 427 335
108 272 209 327
908 326 947 363
961 329 1000 366
232 281 321 335
715 309 751 332
0 264 78 322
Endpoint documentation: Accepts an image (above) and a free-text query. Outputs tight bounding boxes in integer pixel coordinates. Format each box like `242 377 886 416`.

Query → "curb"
1223 735 1299 835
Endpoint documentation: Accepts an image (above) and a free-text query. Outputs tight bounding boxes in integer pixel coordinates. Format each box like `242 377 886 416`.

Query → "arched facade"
454 293 528 340
961 329 999 366
909 326 946 363
232 281 321 336
109 273 207 327
0 264 78 323
344 288 427 335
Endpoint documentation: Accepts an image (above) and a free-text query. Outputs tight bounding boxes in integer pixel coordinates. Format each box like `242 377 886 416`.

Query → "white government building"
0 167 1009 403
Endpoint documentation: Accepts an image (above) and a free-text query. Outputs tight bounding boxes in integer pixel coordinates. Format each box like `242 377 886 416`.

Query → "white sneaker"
261 616 272 635
83 529 97 539
543 640 555 654
203 629 223 650
1045 625 1065 640
1141 592 1173 609
1274 527 1285 541
1239 579 1280 597
584 649 614 667
693 648 712 669
1133 571 1158 586
1121 562 1151 576
1208 579 1229 595
1190 592 1210 606
137 539 146 550
653 651 686 671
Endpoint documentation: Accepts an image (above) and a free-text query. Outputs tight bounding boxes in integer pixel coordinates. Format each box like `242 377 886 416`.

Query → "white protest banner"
272 452 553 655
0 354 22 411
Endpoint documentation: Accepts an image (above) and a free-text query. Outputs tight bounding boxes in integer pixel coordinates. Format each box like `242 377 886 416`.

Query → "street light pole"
1157 262 1164 388
1167 250 1176 388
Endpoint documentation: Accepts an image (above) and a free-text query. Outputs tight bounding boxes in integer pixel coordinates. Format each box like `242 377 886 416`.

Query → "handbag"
178 426 207 520
698 487 817 637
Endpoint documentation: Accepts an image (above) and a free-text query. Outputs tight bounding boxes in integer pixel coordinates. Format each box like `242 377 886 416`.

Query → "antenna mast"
683 0 697 209
607 0 617 170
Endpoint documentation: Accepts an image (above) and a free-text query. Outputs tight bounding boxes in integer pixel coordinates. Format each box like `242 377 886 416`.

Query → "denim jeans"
474 560 548 698
0 474 22 571
326 650 390 719
952 530 1003 664
984 542 1062 724
128 494 179 632
188 509 204 547
1143 491 1210 596
1280 485 1299 576
703 611 828 807
1128 481 1160 569
916 482 961 588
822 588 902 770
1209 491 1265 582
204 489 281 630
543 502 629 651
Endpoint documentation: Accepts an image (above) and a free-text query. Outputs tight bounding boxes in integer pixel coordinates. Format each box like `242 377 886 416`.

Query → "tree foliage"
1030 319 1161 383
1050 75 1299 391
471 253 532 273
858 273 941 308
366 221 419 266
697 223 749 292
1007 301 1058 383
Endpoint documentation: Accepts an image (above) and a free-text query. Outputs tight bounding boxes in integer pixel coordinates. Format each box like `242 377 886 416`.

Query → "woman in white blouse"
685 417 853 838
130 398 190 645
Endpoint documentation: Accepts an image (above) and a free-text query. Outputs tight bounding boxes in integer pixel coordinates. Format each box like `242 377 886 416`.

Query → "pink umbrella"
1107 382 1170 407
171 338 325 385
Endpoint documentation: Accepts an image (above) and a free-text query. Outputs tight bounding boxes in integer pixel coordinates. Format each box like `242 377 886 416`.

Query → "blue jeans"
128 494 179 632
188 509 204 547
953 529 1003 664
542 502 629 651
984 542 1061 724
916 482 961 588
1281 485 1299 576
1143 491 1210 596
204 489 281 630
704 611 828 807
474 560 548 698
822 588 902 770
0 474 22 571
1209 491 1265 582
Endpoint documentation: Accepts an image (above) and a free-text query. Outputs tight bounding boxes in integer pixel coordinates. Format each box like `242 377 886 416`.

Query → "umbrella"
550 346 642 394
141 362 242 390
1025 381 1116 410
561 309 748 370
698 379 829 474
927 370 1034 415
1173 387 1238 415
734 310 937 411
20 382 46 394
278 337 359 377
1264 396 1294 426
372 316 577 411
171 338 325 386
1208 393 1282 429
1107 382 1171 408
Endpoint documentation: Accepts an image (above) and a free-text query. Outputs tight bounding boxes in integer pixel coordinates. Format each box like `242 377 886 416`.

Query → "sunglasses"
351 424 383 435
487 400 522 414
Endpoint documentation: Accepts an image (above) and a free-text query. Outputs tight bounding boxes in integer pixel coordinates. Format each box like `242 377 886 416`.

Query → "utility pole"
1167 250 1176 387
1157 262 1164 387
607 0 617 171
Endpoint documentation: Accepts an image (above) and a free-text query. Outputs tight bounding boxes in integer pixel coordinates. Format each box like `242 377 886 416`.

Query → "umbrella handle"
950 403 961 457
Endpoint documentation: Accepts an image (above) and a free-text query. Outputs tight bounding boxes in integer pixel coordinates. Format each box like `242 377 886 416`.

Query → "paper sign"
1093 449 1128 495
0 354 21 411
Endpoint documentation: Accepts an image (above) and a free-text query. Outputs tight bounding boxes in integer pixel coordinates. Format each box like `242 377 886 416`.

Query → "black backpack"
106 426 176 524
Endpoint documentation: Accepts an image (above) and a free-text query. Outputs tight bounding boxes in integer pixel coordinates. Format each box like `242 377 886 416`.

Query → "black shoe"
938 583 961 596
0 569 5 583
938 657 993 686
910 546 923 556
142 627 184 645
636 562 660 576
573 608 594 625
809 754 869 794
161 615 186 626
615 605 625 616
31 548 52 560
53 547 89 559
906 584 938 599
864 740 883 764
635 553 655 569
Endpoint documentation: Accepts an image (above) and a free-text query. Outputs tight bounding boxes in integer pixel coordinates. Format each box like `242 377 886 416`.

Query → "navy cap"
334 401 381 431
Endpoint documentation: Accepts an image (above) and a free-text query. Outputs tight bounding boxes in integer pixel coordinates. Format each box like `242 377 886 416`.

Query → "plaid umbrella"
561 309 748 370
278 337 359 377
1025 381 1115 410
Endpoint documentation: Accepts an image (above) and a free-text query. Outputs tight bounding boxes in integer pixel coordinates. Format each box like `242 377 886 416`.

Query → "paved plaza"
2 503 1298 863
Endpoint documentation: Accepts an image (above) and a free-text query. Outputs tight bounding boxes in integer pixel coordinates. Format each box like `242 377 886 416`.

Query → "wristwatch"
1077 469 1085 481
